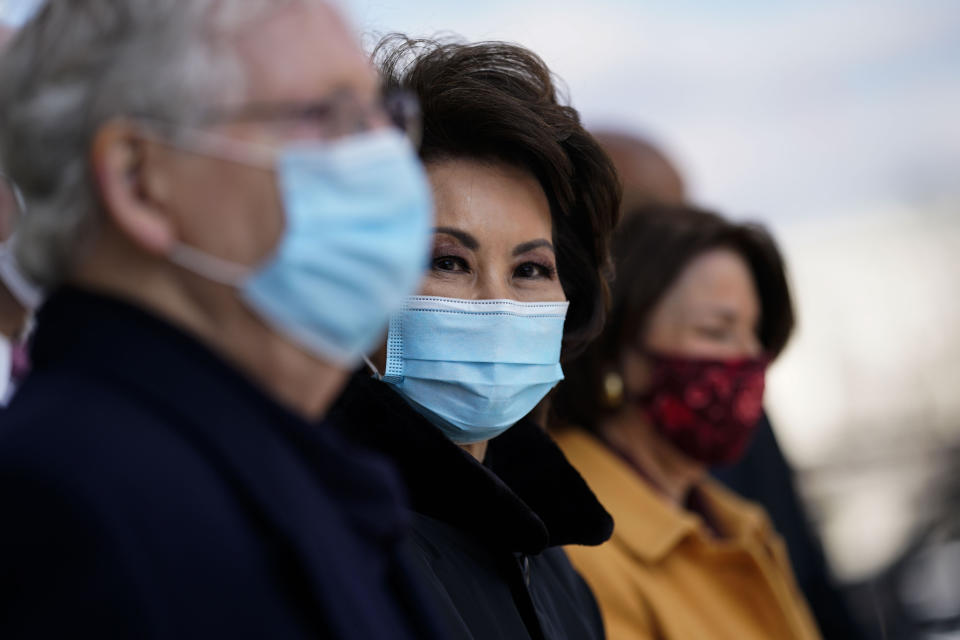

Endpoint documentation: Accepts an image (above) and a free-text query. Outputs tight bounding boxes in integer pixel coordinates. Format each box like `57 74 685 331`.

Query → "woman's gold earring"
602 371 624 408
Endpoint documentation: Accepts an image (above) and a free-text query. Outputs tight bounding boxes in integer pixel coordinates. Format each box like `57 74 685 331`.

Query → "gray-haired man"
0 2 439 637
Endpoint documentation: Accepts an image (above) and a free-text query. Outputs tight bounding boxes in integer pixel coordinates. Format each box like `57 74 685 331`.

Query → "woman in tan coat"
551 205 822 640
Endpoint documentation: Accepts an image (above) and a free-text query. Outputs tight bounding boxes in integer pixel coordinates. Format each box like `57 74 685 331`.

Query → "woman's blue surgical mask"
375 296 568 444
163 128 433 367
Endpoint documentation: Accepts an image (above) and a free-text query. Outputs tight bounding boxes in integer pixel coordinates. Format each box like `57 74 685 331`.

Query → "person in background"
591 130 685 210
0 2 442 638
595 130 866 639
329 36 620 640
0 171 42 405
550 205 821 639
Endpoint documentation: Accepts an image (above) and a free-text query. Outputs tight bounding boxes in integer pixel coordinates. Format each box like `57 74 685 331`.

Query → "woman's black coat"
330 373 614 640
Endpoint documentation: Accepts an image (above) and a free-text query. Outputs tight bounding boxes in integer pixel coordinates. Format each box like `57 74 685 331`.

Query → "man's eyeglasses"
200 89 422 148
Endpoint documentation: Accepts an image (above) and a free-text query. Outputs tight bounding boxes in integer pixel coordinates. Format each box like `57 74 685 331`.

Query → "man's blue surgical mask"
166 128 433 366
376 296 568 444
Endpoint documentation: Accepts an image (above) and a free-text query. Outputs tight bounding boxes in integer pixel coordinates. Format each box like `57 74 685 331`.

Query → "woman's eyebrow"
512 239 555 256
433 226 479 250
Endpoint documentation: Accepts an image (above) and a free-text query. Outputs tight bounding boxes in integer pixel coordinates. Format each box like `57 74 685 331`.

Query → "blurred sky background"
340 0 960 584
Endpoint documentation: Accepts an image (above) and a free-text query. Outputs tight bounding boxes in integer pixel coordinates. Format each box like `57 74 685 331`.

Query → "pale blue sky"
0 0 42 27
4 1 957 221
342 0 960 222
4 1 957 222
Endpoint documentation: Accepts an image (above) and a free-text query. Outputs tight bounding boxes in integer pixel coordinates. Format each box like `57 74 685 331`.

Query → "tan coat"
555 429 822 640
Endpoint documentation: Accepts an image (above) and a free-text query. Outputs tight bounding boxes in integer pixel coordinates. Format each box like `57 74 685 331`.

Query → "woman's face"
621 248 763 392
644 248 762 360
421 158 566 303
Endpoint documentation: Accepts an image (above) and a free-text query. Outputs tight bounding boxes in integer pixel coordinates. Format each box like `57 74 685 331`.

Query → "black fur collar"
329 373 613 555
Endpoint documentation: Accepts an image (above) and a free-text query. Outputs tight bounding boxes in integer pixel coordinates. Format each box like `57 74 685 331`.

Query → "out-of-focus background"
340 1 960 637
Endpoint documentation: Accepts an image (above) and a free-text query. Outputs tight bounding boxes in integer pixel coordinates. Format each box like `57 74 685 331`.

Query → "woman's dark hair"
374 35 621 358
551 204 795 431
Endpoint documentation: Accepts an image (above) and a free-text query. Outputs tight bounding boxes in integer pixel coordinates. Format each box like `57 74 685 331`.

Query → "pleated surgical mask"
165 128 434 367
377 296 568 444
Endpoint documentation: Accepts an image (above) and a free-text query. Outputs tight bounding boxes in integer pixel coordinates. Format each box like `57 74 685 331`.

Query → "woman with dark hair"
551 205 821 639
328 36 620 639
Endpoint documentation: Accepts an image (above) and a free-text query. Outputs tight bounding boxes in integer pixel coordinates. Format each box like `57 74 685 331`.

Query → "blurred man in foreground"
0 1 439 637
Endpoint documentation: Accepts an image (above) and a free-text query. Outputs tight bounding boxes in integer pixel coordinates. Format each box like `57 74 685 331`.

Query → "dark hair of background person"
374 35 621 358
551 204 795 432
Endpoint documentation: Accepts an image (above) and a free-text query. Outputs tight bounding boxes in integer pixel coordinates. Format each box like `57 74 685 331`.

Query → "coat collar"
31 287 410 545
554 428 773 564
329 373 613 555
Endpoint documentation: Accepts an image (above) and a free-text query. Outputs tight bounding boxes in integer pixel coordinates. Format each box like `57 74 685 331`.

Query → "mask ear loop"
168 243 251 286
362 354 383 380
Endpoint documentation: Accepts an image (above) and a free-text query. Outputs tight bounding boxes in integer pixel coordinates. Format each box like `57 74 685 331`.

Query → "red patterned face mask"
632 351 768 466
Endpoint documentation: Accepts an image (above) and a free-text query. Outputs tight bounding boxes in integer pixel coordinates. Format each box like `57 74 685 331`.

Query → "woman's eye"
697 326 732 341
433 255 469 273
514 262 555 279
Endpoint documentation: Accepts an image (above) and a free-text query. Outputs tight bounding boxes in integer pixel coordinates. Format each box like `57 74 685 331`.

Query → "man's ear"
90 120 175 256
